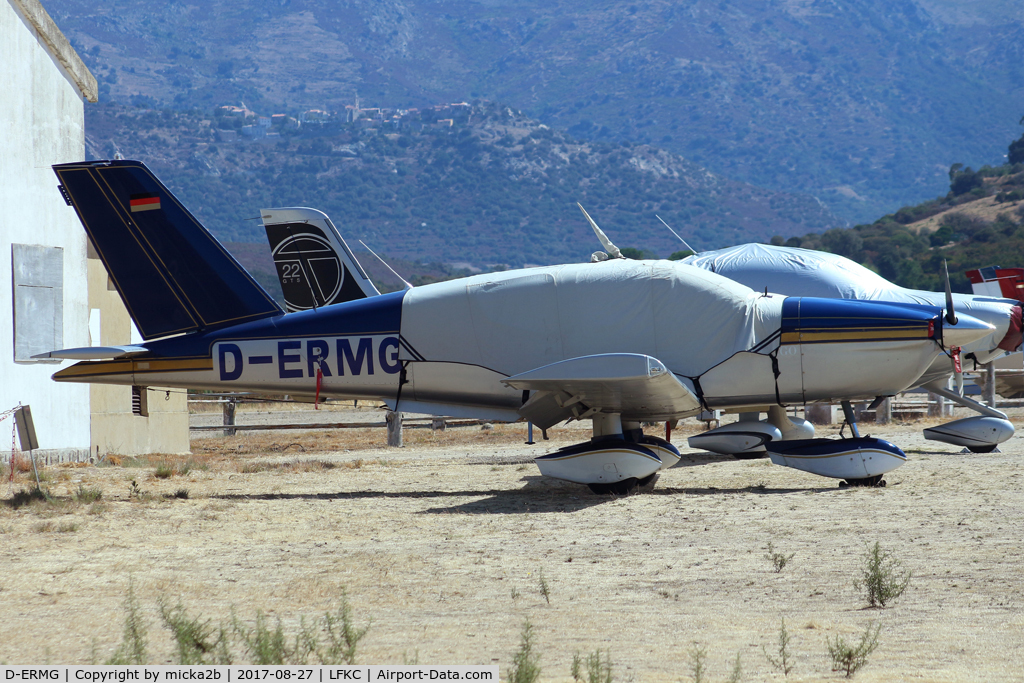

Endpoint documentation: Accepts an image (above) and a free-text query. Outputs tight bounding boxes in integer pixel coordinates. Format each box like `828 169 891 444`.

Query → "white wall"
1 0 90 453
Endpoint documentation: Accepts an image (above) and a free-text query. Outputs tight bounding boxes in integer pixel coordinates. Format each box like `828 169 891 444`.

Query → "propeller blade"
578 203 622 259
943 260 958 326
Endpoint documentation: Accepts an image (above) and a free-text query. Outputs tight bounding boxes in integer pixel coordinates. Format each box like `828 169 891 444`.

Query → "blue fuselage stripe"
143 290 408 359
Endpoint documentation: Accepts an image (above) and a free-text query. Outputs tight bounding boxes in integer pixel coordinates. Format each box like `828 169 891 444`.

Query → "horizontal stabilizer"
503 353 701 425
32 345 148 360
53 160 283 340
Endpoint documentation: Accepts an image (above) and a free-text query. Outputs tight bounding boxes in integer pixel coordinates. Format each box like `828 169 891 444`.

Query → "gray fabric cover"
401 259 784 379
683 244 1015 352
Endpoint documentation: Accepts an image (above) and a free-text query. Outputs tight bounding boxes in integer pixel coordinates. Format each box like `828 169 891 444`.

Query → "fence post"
985 363 997 408
387 411 403 447
876 397 891 424
806 403 833 425
223 398 236 437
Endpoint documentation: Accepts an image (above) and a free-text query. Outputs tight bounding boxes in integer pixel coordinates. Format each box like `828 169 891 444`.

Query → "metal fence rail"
188 419 488 432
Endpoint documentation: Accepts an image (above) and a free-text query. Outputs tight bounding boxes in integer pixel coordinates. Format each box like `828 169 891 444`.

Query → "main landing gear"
533 413 680 495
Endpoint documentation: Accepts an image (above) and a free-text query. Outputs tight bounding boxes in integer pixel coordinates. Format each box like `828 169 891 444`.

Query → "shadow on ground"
207 448 840 513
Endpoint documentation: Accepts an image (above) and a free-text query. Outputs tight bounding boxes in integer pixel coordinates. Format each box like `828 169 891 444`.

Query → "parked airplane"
678 244 1020 453
42 160 994 493
962 265 1024 401
261 206 1021 457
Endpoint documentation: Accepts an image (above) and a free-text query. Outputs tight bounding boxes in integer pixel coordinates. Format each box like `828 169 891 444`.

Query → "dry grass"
238 459 380 474
190 423 545 457
187 398 378 414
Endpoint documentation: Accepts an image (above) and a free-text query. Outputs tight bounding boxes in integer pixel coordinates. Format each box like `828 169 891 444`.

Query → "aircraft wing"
32 345 148 360
502 353 702 428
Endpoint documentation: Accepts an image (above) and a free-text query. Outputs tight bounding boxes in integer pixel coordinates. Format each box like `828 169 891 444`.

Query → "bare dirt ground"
2 405 1023 681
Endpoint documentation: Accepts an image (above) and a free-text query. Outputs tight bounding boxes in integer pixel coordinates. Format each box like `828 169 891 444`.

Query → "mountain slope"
769 159 1024 293
46 0 1024 224
84 102 839 267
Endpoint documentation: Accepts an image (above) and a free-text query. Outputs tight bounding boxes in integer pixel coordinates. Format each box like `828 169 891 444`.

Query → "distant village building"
219 104 254 118
301 109 330 123
2 0 187 461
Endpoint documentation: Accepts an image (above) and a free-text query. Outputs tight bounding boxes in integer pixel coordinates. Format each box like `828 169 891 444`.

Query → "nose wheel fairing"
766 437 907 480
923 416 1014 452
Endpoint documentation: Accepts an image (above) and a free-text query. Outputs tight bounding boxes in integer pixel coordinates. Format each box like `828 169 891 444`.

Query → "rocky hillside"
769 157 1024 293
84 101 838 268
46 0 1024 224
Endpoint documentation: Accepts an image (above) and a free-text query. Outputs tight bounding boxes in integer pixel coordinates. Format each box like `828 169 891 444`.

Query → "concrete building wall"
87 259 190 456
1 0 94 457
2 0 189 461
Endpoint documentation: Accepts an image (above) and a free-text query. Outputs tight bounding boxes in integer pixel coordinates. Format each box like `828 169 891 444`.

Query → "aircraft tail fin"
53 159 283 340
260 207 380 312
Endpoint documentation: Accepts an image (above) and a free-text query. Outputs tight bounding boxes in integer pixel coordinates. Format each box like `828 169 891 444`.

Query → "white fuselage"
55 260 968 422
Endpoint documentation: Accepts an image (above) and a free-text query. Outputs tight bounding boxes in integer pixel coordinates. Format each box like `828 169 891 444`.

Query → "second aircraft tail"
261 207 380 312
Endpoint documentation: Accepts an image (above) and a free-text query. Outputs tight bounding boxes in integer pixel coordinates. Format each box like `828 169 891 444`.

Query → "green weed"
317 590 371 664
827 622 881 677
766 541 794 573
572 650 612 683
855 542 910 608
507 619 541 683
726 653 742 683
159 599 231 664
74 484 103 504
106 579 148 664
689 646 707 683
233 611 292 664
538 570 550 604
763 617 794 676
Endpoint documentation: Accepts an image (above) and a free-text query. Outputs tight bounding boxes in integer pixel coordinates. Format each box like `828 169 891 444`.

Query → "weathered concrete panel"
87 258 190 457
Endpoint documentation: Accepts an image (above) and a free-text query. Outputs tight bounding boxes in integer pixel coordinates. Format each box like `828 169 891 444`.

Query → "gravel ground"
1 407 1022 681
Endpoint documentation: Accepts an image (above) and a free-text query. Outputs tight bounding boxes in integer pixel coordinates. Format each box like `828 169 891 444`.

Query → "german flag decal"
129 193 161 212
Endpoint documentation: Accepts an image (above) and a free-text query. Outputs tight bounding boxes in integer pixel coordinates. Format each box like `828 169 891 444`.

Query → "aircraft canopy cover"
682 244 912 302
401 259 783 379
682 243 1018 352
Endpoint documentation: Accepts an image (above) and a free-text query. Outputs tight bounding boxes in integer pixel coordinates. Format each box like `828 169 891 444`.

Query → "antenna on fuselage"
656 215 698 255
359 240 413 291
577 203 622 260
